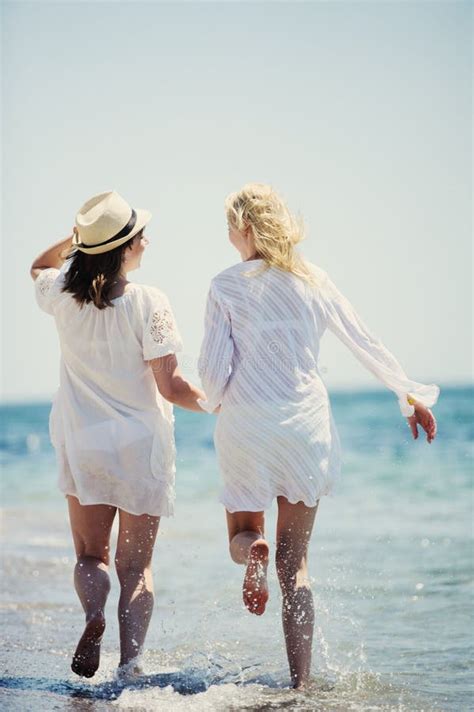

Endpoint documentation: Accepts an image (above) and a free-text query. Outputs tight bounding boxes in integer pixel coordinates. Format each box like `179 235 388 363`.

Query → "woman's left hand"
407 401 437 443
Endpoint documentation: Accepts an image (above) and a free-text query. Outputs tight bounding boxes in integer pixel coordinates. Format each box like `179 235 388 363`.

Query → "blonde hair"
225 183 316 285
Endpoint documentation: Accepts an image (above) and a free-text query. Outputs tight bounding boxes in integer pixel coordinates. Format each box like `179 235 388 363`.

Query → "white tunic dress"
35 265 182 516
198 260 439 513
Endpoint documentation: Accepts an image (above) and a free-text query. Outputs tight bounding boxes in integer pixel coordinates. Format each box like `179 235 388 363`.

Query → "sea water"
0 386 472 711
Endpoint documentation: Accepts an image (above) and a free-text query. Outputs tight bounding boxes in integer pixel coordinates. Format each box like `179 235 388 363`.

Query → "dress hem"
219 483 338 513
62 491 174 518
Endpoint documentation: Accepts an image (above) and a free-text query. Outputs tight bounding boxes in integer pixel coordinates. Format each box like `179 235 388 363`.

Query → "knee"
76 543 110 567
114 554 152 581
228 539 245 564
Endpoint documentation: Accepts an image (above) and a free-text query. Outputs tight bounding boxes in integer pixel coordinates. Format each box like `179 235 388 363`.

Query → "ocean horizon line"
1 380 472 408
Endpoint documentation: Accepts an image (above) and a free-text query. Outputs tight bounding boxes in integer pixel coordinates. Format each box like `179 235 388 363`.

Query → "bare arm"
150 353 209 412
30 231 75 281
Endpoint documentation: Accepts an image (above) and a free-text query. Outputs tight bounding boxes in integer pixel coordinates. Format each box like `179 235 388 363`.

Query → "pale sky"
2 0 472 402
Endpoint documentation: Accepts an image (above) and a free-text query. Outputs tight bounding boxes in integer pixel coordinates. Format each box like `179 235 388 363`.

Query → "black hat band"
77 209 137 250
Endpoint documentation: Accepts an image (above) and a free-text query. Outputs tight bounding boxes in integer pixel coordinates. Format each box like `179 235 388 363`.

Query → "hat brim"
73 208 152 255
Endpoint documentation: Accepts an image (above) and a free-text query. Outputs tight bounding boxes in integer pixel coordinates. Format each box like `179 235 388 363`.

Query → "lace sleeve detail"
35 268 60 315
150 309 177 345
143 291 183 360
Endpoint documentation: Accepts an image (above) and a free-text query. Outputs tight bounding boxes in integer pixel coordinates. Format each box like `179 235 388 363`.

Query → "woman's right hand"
407 400 437 444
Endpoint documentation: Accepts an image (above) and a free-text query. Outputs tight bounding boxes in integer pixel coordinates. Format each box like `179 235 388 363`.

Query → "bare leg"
67 496 117 678
115 510 159 671
276 496 319 689
226 510 269 616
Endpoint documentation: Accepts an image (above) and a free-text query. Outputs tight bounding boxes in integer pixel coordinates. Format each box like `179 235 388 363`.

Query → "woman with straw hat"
31 190 206 679
198 183 439 689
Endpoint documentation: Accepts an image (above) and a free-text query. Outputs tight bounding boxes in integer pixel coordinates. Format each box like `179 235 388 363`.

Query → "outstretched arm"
320 273 439 442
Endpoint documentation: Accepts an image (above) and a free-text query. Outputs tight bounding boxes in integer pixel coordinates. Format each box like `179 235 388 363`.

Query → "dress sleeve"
197 281 234 413
142 289 183 360
320 273 440 416
35 268 61 315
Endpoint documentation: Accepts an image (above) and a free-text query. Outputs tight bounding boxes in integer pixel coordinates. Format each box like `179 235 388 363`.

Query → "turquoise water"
1 386 472 711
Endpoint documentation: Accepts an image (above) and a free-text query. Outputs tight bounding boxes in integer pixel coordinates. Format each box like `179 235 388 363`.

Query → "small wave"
0 653 432 712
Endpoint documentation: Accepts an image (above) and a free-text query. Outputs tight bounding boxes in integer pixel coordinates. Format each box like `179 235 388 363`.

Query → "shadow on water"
0 665 301 702
1 672 211 700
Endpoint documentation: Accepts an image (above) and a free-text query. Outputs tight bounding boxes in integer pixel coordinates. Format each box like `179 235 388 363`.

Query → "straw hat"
73 190 152 255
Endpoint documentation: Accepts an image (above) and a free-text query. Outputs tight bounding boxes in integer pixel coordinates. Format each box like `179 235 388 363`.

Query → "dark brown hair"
62 231 142 310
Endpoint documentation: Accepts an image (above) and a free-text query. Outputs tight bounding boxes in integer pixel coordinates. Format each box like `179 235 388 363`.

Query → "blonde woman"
31 191 205 679
198 183 439 689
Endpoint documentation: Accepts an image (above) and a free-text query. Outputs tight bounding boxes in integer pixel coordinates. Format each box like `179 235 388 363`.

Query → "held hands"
407 400 437 444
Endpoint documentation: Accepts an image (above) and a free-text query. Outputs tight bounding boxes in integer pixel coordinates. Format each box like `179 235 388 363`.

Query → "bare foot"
116 656 144 683
71 613 105 678
243 539 269 616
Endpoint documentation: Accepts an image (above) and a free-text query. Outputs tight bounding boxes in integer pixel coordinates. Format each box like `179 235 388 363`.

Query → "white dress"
35 265 182 516
198 260 439 513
